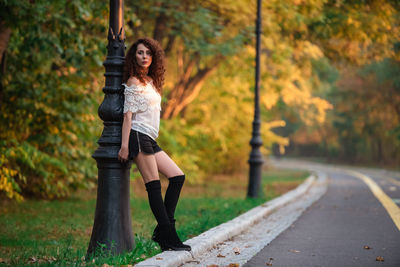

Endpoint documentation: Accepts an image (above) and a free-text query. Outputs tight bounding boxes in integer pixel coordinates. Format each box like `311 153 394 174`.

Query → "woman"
117 37 191 251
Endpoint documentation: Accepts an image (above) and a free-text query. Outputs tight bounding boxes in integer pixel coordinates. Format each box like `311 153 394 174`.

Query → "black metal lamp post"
247 0 264 198
87 0 134 256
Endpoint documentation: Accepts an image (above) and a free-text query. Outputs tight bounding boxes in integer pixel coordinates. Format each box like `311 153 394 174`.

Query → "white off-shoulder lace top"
122 80 162 140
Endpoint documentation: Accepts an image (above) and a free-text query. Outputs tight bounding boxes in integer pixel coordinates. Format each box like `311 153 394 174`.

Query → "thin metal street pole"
247 0 264 198
87 0 134 256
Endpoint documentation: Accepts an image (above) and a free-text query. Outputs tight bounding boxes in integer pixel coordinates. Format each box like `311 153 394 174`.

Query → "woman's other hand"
118 146 129 162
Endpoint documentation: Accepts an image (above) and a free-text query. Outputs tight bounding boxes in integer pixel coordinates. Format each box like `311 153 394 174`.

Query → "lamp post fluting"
247 0 264 198
87 0 134 256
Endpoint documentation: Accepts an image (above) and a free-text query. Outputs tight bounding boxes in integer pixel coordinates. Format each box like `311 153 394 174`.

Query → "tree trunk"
170 65 218 118
0 20 11 104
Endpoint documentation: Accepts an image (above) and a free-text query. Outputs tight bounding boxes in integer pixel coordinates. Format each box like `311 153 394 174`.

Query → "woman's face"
135 43 152 69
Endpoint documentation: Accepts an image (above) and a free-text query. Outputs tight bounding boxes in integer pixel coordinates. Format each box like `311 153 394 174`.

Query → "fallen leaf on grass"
42 256 57 263
121 265 133 267
376 256 384 262
217 254 225 258
0 258 9 264
228 264 239 267
288 249 300 253
28 257 37 264
233 247 241 255
363 245 372 250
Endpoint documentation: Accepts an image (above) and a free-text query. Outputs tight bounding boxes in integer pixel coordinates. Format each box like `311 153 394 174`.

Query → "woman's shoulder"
126 77 142 87
122 77 147 92
124 76 153 87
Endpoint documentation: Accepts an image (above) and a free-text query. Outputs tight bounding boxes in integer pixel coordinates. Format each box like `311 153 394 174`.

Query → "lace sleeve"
123 84 148 113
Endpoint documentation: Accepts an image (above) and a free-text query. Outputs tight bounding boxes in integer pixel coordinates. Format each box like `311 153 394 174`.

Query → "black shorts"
128 129 163 160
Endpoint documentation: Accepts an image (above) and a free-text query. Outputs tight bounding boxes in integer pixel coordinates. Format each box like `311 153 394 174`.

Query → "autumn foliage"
0 0 399 200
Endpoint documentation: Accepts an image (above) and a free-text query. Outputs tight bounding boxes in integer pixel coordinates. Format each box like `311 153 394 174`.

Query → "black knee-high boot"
151 175 191 251
164 175 185 221
145 180 189 251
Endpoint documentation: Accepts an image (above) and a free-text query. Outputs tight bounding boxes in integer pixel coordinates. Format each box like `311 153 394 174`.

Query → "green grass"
262 169 310 183
0 169 309 266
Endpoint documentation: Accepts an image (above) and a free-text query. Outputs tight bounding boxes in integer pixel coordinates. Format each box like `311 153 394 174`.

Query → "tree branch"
162 54 224 119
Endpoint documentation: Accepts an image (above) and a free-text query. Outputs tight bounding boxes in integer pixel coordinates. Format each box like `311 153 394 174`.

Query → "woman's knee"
170 169 184 177
168 173 185 183
144 177 160 184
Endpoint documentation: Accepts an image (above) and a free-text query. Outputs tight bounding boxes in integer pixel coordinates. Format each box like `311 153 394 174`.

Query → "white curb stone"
135 175 317 267
182 171 327 266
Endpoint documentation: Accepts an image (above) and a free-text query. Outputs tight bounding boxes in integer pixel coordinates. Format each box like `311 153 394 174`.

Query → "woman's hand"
120 112 132 163
118 146 129 162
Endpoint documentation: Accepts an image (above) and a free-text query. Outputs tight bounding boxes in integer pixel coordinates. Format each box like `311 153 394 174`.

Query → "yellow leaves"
275 64 333 126
0 166 24 202
49 126 59 134
309 97 333 124
261 120 289 155
292 40 324 63
65 130 78 142
293 0 302 5
82 114 96 122
281 80 310 106
346 17 361 28
34 102 58 116
297 41 323 60
261 90 279 110
264 120 286 129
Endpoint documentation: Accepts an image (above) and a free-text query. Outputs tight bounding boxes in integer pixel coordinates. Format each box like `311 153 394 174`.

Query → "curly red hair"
123 37 165 94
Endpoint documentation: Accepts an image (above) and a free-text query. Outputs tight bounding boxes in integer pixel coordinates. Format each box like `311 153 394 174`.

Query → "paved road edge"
136 173 320 267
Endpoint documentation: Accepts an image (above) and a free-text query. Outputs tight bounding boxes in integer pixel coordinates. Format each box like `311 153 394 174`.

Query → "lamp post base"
87 158 134 256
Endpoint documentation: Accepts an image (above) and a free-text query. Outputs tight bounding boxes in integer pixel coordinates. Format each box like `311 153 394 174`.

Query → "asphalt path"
244 162 400 267
358 168 400 209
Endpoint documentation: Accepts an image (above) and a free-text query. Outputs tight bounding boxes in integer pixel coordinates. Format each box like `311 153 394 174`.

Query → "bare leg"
134 152 159 183
154 151 184 178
